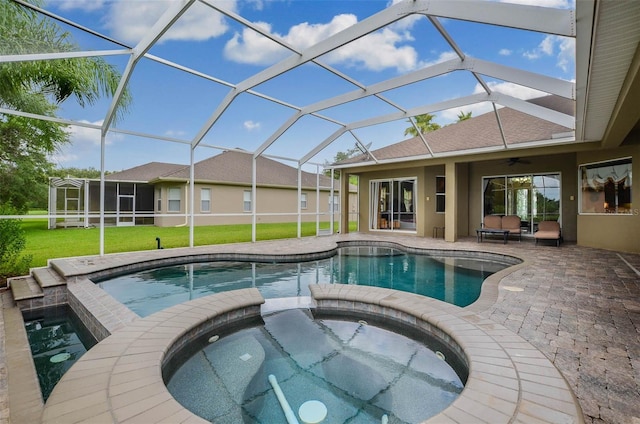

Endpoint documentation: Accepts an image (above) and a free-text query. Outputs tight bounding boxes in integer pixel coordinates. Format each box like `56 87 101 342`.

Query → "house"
332 95 640 254
49 150 356 229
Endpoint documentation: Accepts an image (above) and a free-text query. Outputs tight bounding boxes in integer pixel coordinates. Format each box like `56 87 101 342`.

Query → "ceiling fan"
507 157 531 166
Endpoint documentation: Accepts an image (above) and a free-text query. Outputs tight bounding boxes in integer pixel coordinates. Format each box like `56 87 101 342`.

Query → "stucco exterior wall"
153 182 340 227
576 145 640 253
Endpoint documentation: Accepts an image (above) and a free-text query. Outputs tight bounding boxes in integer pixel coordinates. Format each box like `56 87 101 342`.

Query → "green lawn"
22 217 355 268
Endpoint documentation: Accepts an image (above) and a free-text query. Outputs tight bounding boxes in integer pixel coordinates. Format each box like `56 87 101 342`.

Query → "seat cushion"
501 216 521 232
483 215 502 229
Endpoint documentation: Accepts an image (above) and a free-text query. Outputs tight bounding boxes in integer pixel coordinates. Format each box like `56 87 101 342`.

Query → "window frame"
300 192 308 209
579 157 632 215
200 188 211 213
243 190 252 212
167 187 181 212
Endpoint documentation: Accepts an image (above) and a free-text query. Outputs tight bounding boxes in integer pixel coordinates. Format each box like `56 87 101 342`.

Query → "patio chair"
534 221 561 247
501 215 522 241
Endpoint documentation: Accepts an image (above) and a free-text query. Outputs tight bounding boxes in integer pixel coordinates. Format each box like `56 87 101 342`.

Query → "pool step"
8 276 43 301
32 266 66 288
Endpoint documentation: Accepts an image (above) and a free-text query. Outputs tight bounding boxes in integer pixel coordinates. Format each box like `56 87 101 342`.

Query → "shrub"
0 203 33 285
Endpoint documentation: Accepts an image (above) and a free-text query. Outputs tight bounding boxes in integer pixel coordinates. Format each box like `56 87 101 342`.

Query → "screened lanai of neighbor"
2 0 640 254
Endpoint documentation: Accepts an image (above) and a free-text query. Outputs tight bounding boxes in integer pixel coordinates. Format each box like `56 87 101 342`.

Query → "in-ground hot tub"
164 307 467 423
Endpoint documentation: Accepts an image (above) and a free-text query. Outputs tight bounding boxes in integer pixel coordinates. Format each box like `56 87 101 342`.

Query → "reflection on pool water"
23 306 97 400
165 309 465 423
98 246 511 317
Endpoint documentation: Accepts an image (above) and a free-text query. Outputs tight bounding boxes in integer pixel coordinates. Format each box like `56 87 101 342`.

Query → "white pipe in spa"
268 374 300 424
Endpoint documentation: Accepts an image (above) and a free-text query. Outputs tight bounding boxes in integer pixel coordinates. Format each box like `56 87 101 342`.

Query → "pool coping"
39 284 583 423
7 235 584 423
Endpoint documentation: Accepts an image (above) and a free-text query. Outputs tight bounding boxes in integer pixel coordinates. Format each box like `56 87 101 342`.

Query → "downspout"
175 182 189 227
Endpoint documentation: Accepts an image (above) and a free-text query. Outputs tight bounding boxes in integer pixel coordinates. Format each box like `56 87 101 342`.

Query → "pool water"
98 246 511 317
23 306 97 400
166 308 464 423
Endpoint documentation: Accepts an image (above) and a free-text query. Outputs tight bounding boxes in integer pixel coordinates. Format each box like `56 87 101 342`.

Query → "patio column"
444 161 458 242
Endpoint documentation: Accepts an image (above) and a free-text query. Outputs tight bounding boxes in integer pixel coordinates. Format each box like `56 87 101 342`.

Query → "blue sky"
39 0 575 173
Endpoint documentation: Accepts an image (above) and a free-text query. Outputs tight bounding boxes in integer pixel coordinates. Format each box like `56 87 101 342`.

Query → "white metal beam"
102 0 195 136
0 49 129 64
411 0 575 37
190 0 428 149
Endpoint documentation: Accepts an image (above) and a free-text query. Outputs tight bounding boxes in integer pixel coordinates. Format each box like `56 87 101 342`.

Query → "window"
156 188 162 212
580 158 632 214
201 188 211 212
168 187 181 212
300 193 308 209
436 176 445 213
243 190 252 212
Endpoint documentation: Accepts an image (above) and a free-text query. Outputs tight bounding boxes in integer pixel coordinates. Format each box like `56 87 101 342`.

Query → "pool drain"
299 400 327 424
50 352 71 363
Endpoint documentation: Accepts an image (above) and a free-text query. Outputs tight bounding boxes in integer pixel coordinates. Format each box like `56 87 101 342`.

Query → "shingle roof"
108 151 335 189
338 95 574 165
106 162 186 181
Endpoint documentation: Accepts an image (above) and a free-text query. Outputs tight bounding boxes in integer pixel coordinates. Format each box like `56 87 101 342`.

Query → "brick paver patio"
0 234 638 423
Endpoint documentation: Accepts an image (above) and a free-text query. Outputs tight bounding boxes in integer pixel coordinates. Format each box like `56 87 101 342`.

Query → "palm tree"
404 113 441 137
0 0 130 212
456 111 472 122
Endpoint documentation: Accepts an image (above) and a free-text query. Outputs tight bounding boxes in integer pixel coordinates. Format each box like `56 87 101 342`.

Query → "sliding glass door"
370 178 416 231
483 174 560 235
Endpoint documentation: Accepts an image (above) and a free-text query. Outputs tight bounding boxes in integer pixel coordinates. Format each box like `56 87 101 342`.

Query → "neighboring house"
49 150 356 229
332 95 639 253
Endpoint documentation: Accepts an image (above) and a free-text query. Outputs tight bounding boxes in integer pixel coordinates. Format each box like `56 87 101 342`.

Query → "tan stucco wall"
153 183 339 227
576 145 640 253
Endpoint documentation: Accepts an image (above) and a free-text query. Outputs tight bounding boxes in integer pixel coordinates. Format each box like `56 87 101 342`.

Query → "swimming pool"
165 308 465 423
97 246 512 317
23 305 97 400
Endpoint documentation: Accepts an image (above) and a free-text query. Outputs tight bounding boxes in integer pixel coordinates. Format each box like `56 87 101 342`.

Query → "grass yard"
22 217 354 268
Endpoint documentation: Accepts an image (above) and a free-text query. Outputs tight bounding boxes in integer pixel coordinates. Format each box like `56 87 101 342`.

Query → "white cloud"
523 35 575 72
499 48 512 56
105 1 236 45
66 121 105 146
164 130 187 138
224 22 290 65
417 51 459 69
555 37 575 73
224 13 420 72
438 81 547 122
477 81 547 99
244 120 261 131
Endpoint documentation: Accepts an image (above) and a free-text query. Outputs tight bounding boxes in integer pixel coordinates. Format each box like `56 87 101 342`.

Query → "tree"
0 204 32 285
404 113 441 137
0 0 130 212
456 111 472 122
324 146 361 182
